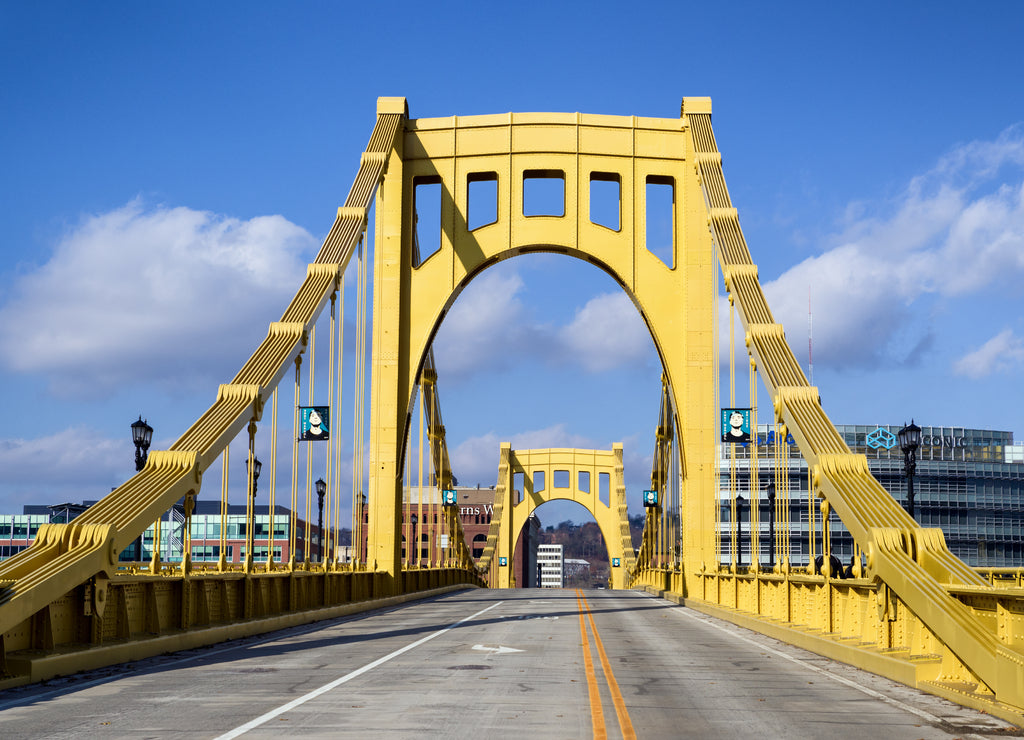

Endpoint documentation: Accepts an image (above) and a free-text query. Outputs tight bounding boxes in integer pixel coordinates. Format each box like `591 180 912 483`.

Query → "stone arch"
368 99 718 579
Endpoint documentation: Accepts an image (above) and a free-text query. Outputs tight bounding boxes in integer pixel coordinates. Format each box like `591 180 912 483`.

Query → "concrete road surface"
0 588 1019 739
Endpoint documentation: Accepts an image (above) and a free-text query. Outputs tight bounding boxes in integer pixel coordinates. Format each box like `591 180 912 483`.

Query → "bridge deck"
0 590 1016 739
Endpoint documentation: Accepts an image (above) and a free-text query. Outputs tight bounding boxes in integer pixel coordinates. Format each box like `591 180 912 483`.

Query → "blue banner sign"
299 406 329 441
721 408 752 443
643 489 659 507
441 489 458 505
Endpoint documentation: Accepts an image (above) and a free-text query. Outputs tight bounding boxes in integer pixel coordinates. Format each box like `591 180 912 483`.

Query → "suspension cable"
417 385 424 569
220 445 229 572
269 387 278 569
326 292 337 569
729 295 737 569
750 357 759 569
351 237 368 567
333 277 345 569
305 325 315 566
290 356 301 569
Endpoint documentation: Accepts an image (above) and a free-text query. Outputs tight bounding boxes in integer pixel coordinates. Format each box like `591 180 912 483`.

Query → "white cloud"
0 200 316 396
558 292 652 372
758 126 1024 371
433 269 534 378
449 424 598 487
435 271 655 379
0 428 125 510
953 329 1024 379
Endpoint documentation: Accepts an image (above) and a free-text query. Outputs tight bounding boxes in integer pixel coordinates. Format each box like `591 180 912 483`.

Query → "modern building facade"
718 424 1024 568
538 544 564 588
1 500 327 565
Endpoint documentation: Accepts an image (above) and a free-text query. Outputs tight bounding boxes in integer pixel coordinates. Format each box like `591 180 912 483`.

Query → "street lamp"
315 478 326 563
411 513 419 566
131 416 153 471
765 479 776 568
898 420 921 519
246 456 263 497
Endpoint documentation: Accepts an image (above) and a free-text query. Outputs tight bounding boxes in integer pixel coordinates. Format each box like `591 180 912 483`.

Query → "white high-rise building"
537 544 564 588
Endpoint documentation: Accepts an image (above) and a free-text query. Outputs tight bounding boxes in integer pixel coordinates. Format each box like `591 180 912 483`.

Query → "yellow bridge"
1 97 1023 727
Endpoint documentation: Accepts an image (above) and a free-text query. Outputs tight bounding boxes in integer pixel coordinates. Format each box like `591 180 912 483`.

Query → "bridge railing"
628 99 1024 722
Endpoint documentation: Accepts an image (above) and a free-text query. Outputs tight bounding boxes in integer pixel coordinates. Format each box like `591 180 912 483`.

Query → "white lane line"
1 595 457 713
213 600 504 740
0 599 416 713
659 598 973 732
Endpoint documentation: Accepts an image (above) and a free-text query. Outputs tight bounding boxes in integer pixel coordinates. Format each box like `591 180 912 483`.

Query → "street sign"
298 406 329 441
643 489 659 507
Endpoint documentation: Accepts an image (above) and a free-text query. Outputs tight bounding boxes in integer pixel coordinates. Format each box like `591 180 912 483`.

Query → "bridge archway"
483 444 636 589
368 98 718 578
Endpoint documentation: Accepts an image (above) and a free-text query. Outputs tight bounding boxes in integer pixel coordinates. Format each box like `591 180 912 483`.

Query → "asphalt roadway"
0 588 1019 739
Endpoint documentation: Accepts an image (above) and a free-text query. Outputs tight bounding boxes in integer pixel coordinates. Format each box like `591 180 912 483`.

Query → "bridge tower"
366 97 719 588
480 444 637 589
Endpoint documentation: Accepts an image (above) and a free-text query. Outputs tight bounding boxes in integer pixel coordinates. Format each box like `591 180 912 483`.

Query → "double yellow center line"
576 589 636 740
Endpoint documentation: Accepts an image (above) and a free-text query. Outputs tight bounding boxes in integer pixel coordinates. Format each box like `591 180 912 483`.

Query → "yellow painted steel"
2 96 1023 725
632 99 1024 723
367 101 718 589
478 445 636 589
0 99 482 688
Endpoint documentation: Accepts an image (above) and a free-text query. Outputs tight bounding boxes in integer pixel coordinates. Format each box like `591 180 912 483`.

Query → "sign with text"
441 489 458 505
299 406 329 441
643 490 659 507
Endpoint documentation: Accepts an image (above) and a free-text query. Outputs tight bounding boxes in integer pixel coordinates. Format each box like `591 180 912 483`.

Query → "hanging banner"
299 406 330 441
721 408 751 444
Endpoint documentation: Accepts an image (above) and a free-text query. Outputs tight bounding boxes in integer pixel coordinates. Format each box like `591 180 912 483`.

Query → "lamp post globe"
246 456 263 497
131 416 153 472
898 420 921 519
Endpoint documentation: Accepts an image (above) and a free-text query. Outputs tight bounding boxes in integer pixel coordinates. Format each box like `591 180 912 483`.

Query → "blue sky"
2 2 1024 528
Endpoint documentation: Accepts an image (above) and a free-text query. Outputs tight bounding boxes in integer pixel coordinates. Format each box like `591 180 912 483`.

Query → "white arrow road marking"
472 644 524 654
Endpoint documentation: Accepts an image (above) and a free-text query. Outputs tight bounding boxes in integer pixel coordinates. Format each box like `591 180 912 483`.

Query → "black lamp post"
315 478 326 563
898 420 921 519
411 513 418 566
132 416 153 471
765 479 776 568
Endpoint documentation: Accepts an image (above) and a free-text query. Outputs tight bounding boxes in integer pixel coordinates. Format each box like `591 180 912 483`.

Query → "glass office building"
0 500 325 564
719 424 1024 568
